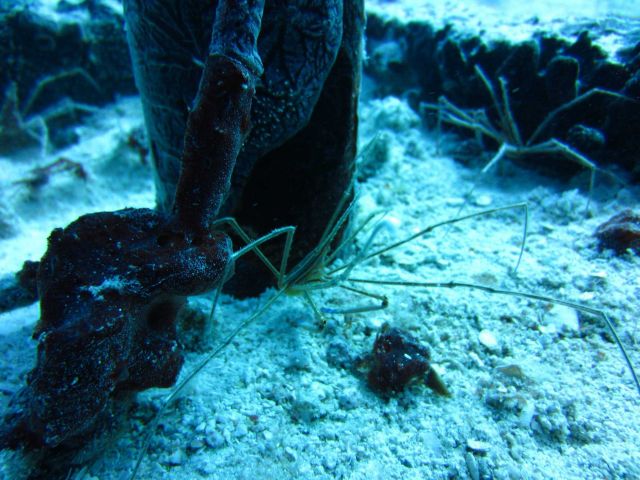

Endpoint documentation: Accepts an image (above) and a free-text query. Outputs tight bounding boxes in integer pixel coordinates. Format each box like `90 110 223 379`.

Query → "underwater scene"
0 0 639 478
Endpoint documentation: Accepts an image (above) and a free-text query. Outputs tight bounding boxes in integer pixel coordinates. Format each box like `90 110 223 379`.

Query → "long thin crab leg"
284 193 358 288
212 217 284 280
332 214 399 284
321 284 389 314
524 139 597 212
427 96 503 142
130 287 286 480
330 204 529 277
324 211 381 266
527 88 639 146
208 225 296 325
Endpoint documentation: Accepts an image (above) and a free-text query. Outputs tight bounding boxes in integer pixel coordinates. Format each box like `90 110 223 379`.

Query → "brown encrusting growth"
367 323 450 397
0 209 231 449
594 209 640 254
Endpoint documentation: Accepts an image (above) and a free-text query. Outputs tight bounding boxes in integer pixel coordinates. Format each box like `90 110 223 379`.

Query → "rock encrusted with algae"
367 323 450 397
594 209 640 254
0 209 231 449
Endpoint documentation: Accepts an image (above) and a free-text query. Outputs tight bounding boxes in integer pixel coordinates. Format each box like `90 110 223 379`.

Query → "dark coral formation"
125 0 363 296
594 210 640 254
125 0 344 213
0 0 363 460
367 324 449 396
0 209 231 449
364 15 640 182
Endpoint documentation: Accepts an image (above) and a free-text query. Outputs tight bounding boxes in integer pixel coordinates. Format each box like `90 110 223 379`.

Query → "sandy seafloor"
1 1 640 479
